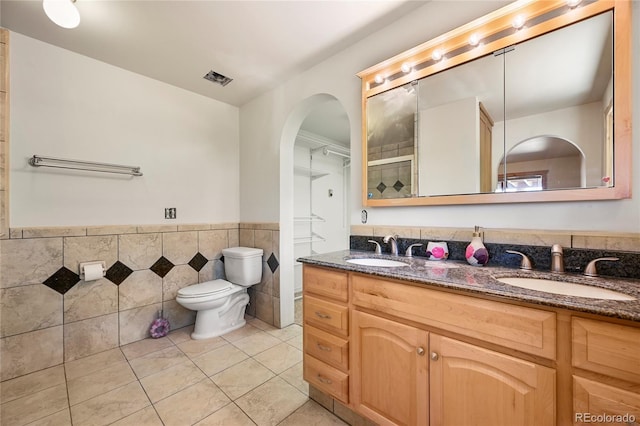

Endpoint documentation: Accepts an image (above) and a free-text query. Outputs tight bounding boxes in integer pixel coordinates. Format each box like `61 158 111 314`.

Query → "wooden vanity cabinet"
302 266 350 403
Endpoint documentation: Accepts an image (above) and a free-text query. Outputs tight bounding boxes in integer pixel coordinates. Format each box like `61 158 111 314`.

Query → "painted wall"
10 33 240 227
239 0 639 234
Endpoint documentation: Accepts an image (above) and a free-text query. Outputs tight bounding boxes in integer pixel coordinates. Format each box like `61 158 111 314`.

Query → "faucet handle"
584 257 619 277
368 240 382 255
506 250 533 270
405 243 423 257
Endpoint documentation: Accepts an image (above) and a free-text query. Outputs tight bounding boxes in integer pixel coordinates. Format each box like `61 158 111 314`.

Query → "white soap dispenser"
465 226 489 266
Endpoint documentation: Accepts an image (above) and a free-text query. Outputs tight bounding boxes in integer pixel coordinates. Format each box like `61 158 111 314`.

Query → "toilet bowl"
176 247 263 340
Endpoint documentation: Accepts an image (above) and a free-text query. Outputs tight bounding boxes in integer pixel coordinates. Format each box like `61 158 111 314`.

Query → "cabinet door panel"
430 334 555 426
351 310 428 426
573 376 640 425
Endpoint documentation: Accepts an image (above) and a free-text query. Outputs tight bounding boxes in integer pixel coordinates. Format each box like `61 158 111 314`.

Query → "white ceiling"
0 0 426 107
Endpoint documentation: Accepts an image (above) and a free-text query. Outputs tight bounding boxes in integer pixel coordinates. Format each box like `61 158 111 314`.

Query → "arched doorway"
279 94 350 327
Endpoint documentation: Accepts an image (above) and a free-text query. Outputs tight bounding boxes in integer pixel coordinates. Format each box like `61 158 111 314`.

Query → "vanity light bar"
360 0 599 94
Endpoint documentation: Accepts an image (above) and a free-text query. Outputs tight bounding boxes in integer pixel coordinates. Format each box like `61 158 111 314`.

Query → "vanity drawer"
304 324 349 371
351 274 556 359
303 266 348 302
573 376 640 421
304 354 349 404
572 317 640 384
304 295 349 336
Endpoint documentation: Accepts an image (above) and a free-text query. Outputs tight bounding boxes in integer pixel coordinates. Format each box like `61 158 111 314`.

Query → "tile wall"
0 222 280 381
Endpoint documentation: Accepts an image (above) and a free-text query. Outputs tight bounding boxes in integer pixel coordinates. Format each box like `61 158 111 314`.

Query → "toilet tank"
222 247 264 286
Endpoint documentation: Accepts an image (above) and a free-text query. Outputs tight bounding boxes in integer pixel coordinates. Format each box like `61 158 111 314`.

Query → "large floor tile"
246 317 278 332
67 361 137 406
285 334 303 350
0 383 68 426
110 406 163 426
69 381 150 426
27 408 72 426
266 324 302 341
140 360 206 403
177 336 226 358
192 344 248 376
120 336 174 360
0 365 65 404
231 331 281 356
167 325 194 345
64 348 125 381
211 358 275 400
128 345 188 379
253 342 302 374
278 362 308 395
235 376 308 426
279 400 347 426
153 379 230 425
195 403 255 426
220 323 262 342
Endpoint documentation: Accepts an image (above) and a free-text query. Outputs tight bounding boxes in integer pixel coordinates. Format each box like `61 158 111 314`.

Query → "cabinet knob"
416 347 425 356
431 352 439 361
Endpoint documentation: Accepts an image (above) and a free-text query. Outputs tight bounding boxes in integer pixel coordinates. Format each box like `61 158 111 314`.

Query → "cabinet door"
574 376 640 425
430 334 555 426
351 311 429 426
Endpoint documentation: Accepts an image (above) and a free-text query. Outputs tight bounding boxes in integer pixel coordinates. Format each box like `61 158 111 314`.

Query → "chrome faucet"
550 244 564 273
383 234 399 256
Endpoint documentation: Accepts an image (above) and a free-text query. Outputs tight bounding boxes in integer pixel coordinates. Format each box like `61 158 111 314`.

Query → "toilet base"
189 291 250 340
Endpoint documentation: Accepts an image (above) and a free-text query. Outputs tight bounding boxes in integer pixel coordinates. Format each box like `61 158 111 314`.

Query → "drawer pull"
317 343 332 352
431 352 439 361
416 347 425 356
317 374 333 385
315 311 331 319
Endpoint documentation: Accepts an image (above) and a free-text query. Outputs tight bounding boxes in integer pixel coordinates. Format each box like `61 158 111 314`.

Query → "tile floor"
1 316 347 426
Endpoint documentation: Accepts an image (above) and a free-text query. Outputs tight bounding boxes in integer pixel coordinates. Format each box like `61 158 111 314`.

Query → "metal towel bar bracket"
28 155 143 176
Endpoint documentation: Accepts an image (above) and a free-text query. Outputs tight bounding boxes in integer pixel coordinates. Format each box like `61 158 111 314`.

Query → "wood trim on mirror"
358 0 631 207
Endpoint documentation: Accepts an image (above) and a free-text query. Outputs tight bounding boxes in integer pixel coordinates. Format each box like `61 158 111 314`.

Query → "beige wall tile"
572 233 640 251
162 299 196 330
162 265 198 301
22 227 86 238
0 365 65 404
198 260 216 282
373 226 420 239
64 313 119 362
64 278 118 323
119 233 162 270
198 230 228 260
0 326 64 381
228 228 240 248
9 228 23 239
255 291 274 325
119 270 162 311
483 228 571 246
119 303 162 345
63 235 118 273
255 264 273 296
163 231 198 265
239 229 255 247
86 225 137 236
240 223 279 231
1 284 62 337
273 297 281 328
420 227 469 242
0 238 62 288
254 230 274 261
210 222 238 230
351 225 374 236
178 224 211 231
273 267 280 298
137 224 177 233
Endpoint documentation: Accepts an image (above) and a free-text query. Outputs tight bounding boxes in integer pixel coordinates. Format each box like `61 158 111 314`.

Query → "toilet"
176 246 263 340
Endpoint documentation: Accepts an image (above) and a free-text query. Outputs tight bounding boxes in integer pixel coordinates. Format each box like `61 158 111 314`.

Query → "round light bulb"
566 0 582 8
512 15 526 30
469 33 480 47
401 63 412 73
431 49 443 61
43 0 80 29
374 74 384 84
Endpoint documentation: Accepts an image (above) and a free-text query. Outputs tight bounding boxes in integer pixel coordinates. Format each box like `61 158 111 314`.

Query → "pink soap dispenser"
465 226 489 266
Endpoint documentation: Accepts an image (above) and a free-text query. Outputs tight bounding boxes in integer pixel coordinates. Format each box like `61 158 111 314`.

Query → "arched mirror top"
357 0 631 206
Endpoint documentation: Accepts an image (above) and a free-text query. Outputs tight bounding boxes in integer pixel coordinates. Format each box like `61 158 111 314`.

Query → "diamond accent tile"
105 261 134 285
150 256 174 278
376 182 387 193
43 267 80 294
188 252 208 272
267 253 279 273
393 180 405 192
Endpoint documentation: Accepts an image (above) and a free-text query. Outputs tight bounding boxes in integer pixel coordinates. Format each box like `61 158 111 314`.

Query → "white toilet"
176 246 263 340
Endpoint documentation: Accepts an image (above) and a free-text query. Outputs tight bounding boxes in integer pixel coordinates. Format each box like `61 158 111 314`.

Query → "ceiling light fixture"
400 63 412 73
512 15 526 30
43 0 80 29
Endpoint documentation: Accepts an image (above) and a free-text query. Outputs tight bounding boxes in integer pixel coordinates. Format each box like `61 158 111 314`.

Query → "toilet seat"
177 279 233 298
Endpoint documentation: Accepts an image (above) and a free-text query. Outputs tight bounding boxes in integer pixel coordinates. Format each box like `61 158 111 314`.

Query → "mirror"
359 1 631 206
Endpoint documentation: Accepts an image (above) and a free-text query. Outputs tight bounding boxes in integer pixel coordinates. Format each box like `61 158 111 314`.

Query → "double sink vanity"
298 248 640 425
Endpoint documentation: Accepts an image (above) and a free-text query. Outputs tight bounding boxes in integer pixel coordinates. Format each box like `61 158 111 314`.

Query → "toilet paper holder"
79 261 106 280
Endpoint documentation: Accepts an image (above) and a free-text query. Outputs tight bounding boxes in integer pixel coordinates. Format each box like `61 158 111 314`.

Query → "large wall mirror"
358 0 631 206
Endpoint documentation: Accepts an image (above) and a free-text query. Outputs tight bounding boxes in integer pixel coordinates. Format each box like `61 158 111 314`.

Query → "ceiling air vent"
203 70 233 87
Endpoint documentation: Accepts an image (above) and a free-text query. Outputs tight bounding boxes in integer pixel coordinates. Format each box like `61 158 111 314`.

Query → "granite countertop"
297 250 640 322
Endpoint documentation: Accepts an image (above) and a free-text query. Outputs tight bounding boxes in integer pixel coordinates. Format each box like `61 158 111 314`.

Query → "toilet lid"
177 279 232 298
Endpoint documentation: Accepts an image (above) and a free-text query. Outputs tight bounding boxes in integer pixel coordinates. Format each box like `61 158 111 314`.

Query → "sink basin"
497 277 635 301
346 258 409 267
